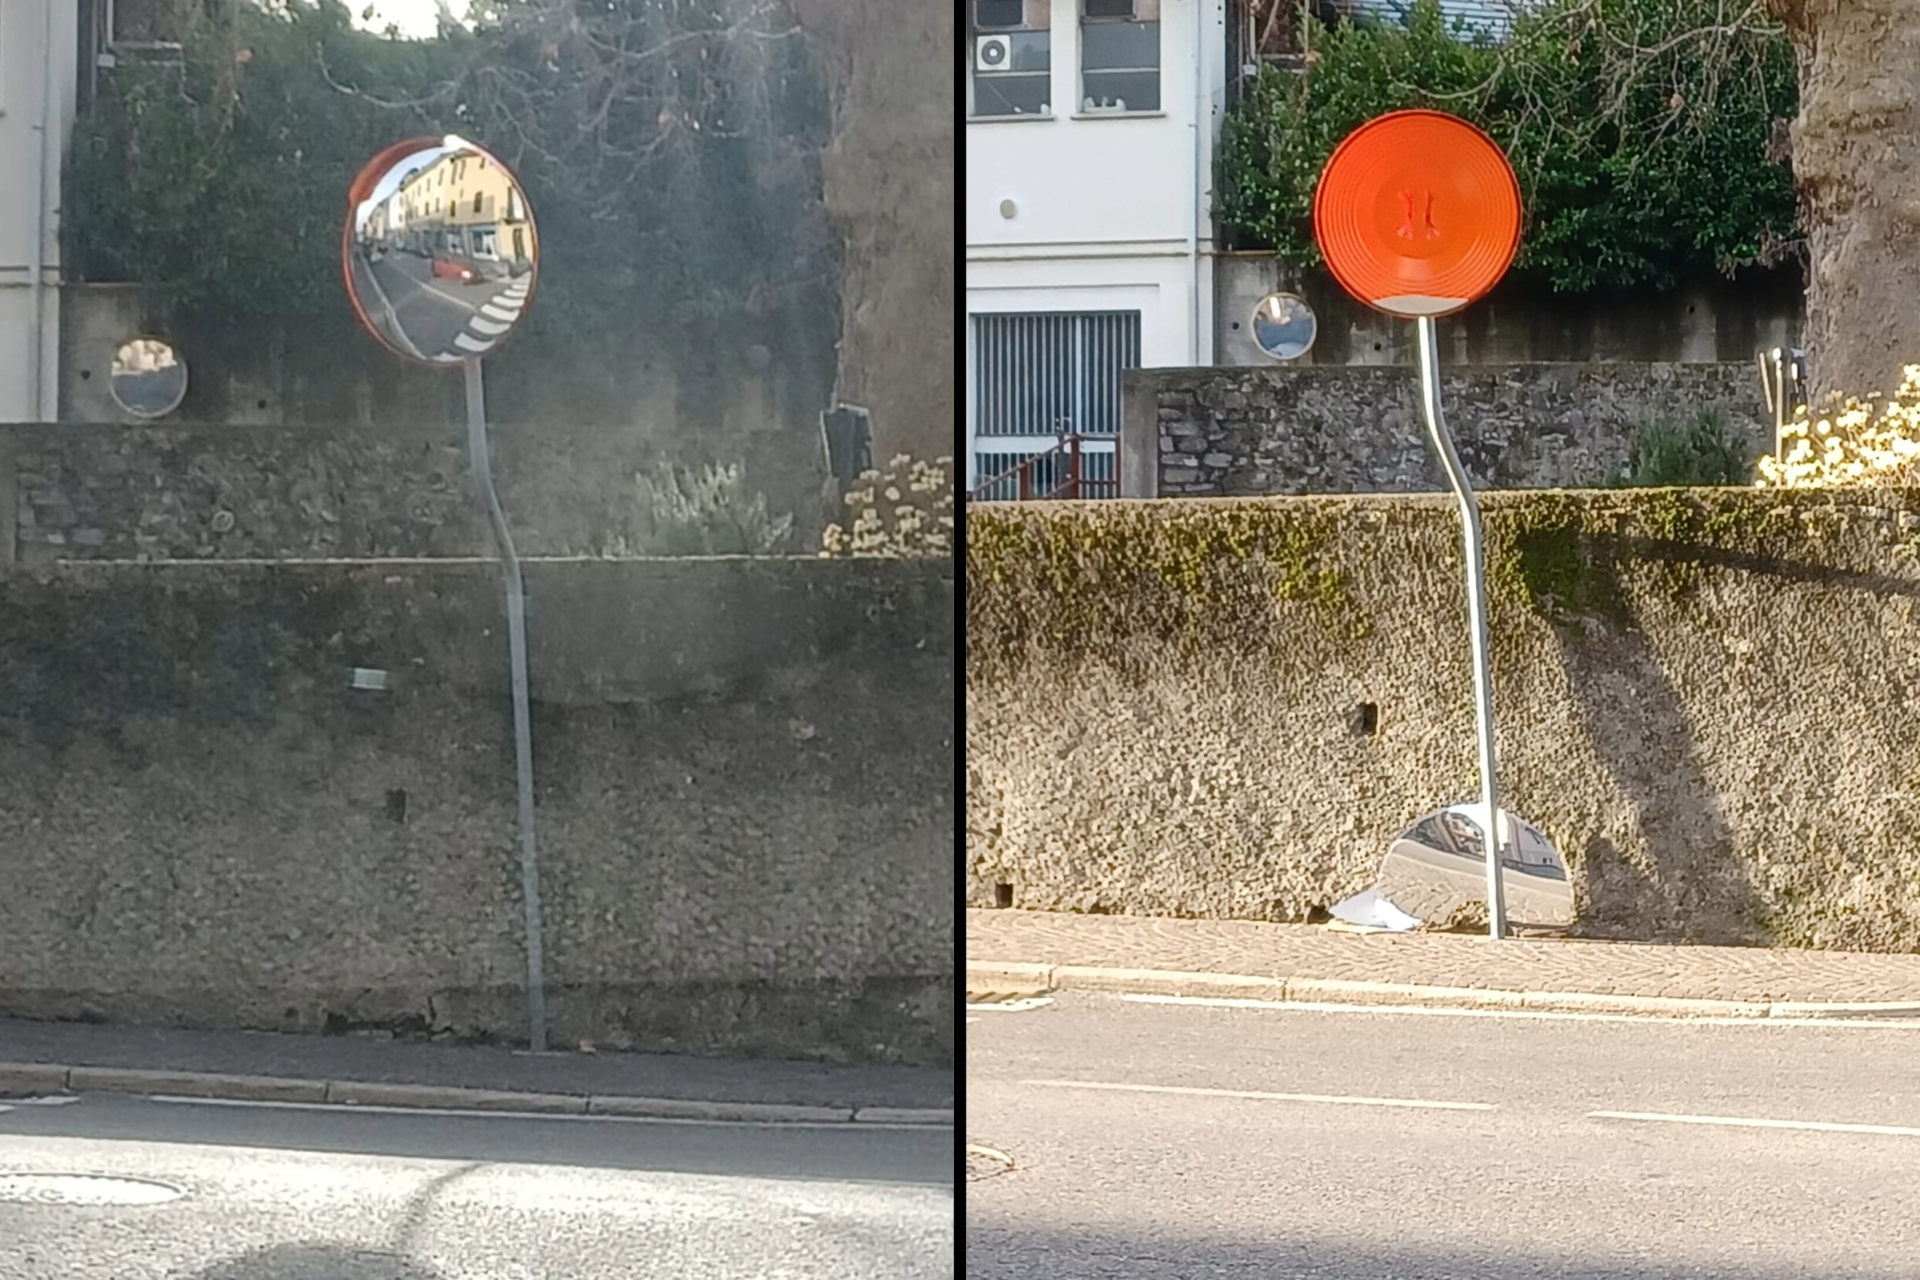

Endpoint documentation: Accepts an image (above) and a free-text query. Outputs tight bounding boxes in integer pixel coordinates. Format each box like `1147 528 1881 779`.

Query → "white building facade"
964 0 1227 494
0 0 82 423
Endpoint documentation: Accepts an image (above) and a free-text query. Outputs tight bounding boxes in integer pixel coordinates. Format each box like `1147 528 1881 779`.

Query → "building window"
972 312 1142 439
473 193 484 214
970 0 1052 119
1080 0 1160 113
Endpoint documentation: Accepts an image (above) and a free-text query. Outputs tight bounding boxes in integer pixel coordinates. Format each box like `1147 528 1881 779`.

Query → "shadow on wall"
1543 596 1767 944
192 1245 448 1280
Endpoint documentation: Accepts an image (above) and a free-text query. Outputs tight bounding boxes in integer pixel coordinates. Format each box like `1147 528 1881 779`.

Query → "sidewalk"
0 1017 953 1125
967 909 1920 1017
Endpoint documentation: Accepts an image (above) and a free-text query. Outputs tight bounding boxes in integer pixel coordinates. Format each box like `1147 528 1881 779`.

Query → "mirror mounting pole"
1415 316 1507 941
463 355 550 1050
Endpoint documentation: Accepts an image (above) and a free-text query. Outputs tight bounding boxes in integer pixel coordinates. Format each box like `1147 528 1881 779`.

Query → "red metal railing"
966 434 1118 502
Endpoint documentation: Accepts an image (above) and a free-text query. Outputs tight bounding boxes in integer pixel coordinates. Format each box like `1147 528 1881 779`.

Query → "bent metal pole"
1415 316 1508 940
463 356 550 1050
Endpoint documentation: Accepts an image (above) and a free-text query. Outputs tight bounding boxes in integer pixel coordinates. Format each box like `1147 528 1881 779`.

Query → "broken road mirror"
1331 805 1573 931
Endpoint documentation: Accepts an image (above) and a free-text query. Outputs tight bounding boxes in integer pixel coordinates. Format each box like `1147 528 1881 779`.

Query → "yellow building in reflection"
392 148 536 271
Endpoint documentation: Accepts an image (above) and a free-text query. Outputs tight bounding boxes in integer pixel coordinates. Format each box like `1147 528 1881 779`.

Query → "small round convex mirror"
109 337 189 418
342 135 539 366
1251 292 1317 361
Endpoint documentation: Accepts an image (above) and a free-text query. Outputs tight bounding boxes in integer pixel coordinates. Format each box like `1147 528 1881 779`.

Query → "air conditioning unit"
975 35 1013 73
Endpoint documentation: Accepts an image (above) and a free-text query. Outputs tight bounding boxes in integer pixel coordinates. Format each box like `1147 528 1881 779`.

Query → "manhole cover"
0 1174 185 1206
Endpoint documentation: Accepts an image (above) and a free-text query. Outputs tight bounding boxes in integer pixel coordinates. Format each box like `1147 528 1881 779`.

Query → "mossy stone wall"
967 489 1920 949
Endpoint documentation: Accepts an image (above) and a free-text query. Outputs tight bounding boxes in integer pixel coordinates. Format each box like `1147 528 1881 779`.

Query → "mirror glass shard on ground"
1331 806 1573 931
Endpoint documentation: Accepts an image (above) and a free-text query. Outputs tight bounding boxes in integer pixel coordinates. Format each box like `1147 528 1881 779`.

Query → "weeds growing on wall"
1614 409 1754 487
614 460 795 556
1217 0 1799 291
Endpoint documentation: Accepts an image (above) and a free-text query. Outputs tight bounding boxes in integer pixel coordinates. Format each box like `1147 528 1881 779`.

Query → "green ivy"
62 0 837 377
1216 0 1800 292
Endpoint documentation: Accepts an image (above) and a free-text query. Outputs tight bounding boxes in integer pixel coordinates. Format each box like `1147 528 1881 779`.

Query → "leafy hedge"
1217 0 1800 292
63 0 835 362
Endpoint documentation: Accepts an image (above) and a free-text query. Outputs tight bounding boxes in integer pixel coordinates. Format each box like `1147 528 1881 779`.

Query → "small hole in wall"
1305 904 1333 925
80 368 92 381
385 788 409 823
1687 304 1697 314
994 882 1014 908
256 399 270 410
1350 702 1379 736
1230 321 1241 330
1372 342 1383 351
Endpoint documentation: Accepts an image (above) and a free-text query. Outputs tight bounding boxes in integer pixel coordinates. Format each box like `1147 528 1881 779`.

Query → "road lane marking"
1120 993 1920 1030
480 303 521 322
1021 1078 1494 1111
144 1094 946 1131
1590 1110 1920 1138
471 316 514 336
454 331 496 353
381 264 483 314
966 997 1054 1014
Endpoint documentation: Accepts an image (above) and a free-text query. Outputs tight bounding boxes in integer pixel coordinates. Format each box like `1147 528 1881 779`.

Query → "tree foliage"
1216 0 1800 292
64 0 835 357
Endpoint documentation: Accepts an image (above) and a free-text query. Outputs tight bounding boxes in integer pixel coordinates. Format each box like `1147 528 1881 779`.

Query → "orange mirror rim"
340 136 540 368
1311 110 1520 320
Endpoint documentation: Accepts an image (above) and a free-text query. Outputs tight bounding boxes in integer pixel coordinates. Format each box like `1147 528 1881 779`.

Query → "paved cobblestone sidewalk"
967 909 1920 1006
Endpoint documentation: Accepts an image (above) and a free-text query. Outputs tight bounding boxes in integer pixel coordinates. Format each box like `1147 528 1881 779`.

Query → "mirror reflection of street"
350 243 531 362
344 139 538 364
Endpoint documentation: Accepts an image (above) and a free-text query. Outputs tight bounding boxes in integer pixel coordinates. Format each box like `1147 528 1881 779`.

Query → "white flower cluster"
1757 365 1920 489
820 454 955 558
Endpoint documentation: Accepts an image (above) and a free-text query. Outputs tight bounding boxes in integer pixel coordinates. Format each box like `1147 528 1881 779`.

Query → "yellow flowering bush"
1757 365 1920 489
820 454 955 558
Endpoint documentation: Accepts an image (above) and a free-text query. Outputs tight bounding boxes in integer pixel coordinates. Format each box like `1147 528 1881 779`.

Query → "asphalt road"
968 991 1920 1278
0 1093 952 1279
350 250 524 361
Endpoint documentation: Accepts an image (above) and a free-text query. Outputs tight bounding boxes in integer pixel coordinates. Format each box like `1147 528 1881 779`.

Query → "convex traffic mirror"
342 136 539 365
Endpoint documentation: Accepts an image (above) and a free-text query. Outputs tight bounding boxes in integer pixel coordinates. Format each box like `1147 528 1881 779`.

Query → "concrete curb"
0 1061 952 1127
966 962 1920 1022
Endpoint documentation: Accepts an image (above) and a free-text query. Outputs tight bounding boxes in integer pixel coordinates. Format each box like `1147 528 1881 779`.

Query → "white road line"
1021 1078 1495 1111
480 303 521 323
967 997 1054 1014
384 267 482 314
144 1095 941 1131
1590 1110 1920 1138
1119 993 1920 1030
454 331 496 353
470 316 514 336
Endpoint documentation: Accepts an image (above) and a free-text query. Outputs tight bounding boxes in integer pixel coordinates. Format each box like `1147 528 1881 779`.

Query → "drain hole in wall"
994 883 1014 908
1372 342 1383 351
256 399 270 410
80 369 92 381
1305 904 1332 925
385 788 409 823
1350 702 1379 736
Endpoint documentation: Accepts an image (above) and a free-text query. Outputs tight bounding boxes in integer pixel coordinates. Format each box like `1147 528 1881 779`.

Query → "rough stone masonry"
1123 362 1769 498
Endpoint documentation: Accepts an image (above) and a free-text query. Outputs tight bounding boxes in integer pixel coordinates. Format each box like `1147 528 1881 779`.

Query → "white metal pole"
29 0 57 420
1414 316 1507 940
463 356 550 1049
